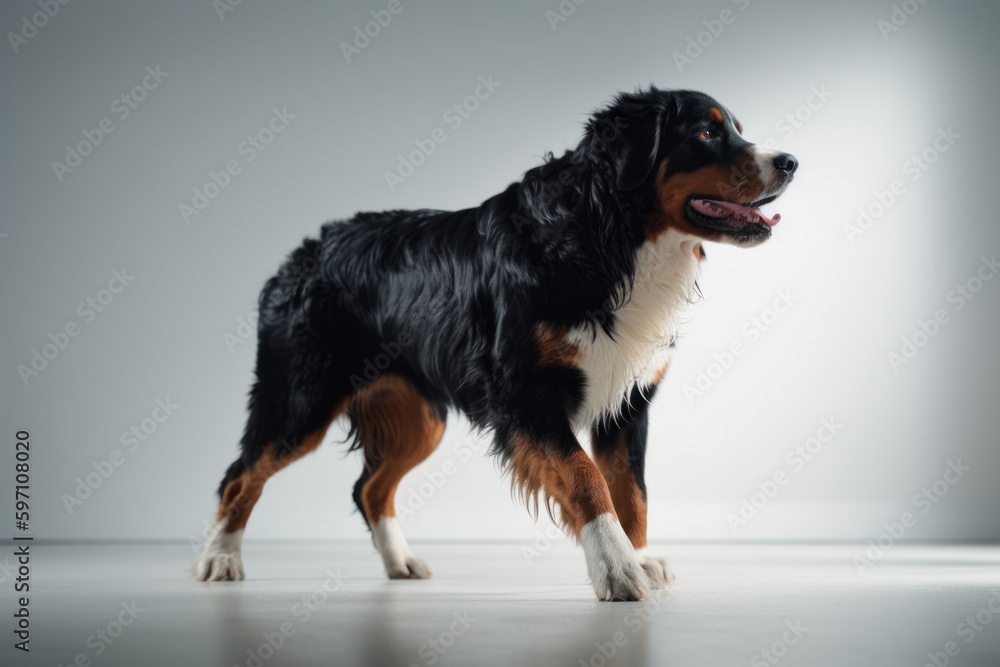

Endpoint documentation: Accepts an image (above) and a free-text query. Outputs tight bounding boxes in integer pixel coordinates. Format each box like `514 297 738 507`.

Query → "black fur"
218 87 790 509
592 385 658 499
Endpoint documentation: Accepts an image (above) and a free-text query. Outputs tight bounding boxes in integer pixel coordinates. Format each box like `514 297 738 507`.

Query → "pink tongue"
691 199 780 226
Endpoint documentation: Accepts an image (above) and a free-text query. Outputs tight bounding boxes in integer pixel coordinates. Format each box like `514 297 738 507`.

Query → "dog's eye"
699 127 719 140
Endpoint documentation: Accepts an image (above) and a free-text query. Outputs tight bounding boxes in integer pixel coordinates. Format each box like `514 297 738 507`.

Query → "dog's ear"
589 93 673 192
614 109 664 191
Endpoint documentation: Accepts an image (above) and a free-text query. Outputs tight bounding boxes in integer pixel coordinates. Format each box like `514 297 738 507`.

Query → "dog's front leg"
507 427 651 601
592 392 676 588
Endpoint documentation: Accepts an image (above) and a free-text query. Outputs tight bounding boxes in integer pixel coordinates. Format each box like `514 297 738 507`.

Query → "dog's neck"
619 228 703 343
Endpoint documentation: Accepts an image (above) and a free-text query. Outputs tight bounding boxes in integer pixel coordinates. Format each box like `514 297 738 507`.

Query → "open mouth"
686 194 782 233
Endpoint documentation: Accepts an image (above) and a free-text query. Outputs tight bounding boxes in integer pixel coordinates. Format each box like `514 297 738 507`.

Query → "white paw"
193 521 245 582
636 550 676 588
372 517 432 580
589 556 651 601
194 551 245 581
386 556 432 579
581 514 652 601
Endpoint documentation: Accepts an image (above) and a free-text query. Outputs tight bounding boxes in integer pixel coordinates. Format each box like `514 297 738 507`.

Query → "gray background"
1 0 998 543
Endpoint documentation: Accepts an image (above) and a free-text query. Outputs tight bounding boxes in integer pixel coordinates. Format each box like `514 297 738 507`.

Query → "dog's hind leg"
195 309 351 581
349 375 445 579
194 395 346 581
194 411 344 581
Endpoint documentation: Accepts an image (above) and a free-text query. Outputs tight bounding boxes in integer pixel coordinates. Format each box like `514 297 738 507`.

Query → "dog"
194 87 797 600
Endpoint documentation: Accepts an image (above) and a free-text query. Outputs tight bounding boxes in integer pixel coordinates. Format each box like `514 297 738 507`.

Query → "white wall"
1 0 997 542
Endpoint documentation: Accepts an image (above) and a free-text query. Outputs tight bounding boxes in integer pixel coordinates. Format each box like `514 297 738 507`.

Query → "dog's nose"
773 153 798 174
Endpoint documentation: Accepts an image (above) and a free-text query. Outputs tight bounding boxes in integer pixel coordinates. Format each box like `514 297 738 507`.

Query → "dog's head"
585 88 798 247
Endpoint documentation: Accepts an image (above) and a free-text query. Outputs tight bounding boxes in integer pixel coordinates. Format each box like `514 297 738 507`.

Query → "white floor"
13 542 1000 666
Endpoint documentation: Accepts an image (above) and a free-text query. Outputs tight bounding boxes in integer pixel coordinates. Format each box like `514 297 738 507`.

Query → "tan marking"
509 434 616 536
647 156 765 240
593 433 647 549
535 323 580 367
350 375 445 520
693 243 703 261
736 121 743 134
708 107 723 124
651 360 669 386
216 401 346 531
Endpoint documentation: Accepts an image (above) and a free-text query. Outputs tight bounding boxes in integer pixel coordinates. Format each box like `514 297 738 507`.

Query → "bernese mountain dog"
194 87 798 601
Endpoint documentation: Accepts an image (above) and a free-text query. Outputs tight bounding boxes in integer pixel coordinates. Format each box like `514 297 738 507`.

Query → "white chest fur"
568 229 702 430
